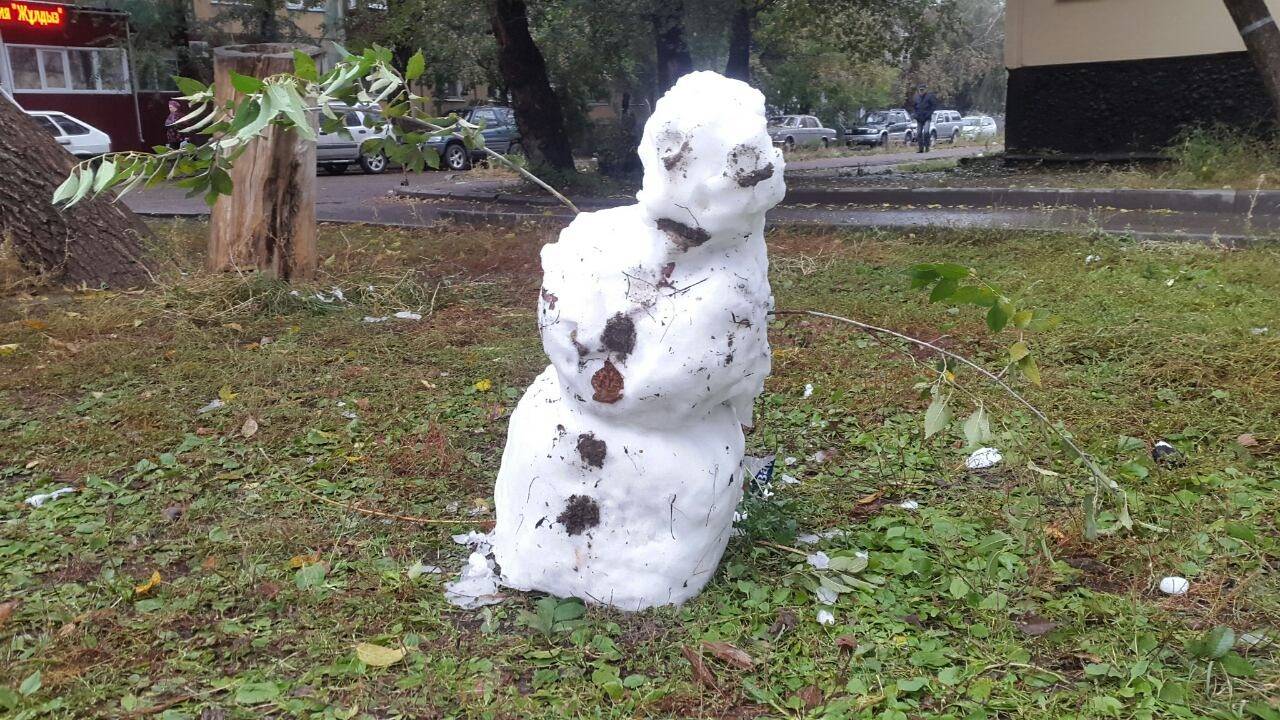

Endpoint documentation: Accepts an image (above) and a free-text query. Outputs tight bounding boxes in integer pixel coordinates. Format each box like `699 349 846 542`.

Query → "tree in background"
910 0 1006 112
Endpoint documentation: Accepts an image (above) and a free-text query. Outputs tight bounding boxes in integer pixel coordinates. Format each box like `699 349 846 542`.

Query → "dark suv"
846 109 913 147
426 105 523 171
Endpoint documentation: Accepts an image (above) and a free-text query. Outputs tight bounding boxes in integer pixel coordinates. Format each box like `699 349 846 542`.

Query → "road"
784 144 993 173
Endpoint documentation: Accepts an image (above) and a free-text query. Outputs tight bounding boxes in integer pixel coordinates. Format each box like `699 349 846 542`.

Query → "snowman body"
491 72 785 609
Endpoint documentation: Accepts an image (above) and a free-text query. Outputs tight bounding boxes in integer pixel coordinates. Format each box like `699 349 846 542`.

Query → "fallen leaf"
223 322 244 331
681 646 718 690
354 398 370 411
768 609 797 636
474 378 493 392
836 634 859 652
22 319 48 331
240 416 259 438
795 685 824 710
201 555 220 571
355 642 405 667
703 641 754 670
855 491 882 505
134 570 162 596
1237 434 1258 448
218 385 237 403
0 600 19 628
0 343 19 356
1016 613 1059 637
289 553 321 569
591 360 624 403
47 338 80 353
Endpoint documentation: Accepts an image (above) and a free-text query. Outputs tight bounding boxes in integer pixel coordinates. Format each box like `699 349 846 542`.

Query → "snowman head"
636 71 785 241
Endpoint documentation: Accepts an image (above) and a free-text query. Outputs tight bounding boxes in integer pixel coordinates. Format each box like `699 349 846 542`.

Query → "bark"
725 4 752 82
0 93 156 288
1223 0 1280 124
653 1 693 94
487 0 576 172
208 44 321 280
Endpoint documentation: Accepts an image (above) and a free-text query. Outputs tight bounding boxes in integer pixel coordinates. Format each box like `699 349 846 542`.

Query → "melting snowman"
490 72 785 610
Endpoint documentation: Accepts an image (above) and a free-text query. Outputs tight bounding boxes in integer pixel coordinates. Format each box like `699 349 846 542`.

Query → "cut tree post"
1223 0 1280 124
0 91 156 288
209 43 322 280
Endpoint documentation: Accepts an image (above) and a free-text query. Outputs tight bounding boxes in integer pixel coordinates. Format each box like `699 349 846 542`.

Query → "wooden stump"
209 43 322 281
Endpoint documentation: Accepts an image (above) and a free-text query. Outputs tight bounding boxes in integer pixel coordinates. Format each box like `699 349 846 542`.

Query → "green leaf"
229 71 265 95
1220 651 1255 677
949 285 997 307
234 681 280 705
272 83 316 140
356 642 405 667
0 686 18 710
1017 355 1041 385
924 392 952 439
826 555 868 573
295 562 327 589
622 673 647 689
173 76 206 96
1011 309 1034 329
962 407 991 448
552 598 585 623
1245 700 1280 720
929 277 958 303
1225 521 1257 543
924 262 970 280
405 50 426 81
293 50 318 83
909 266 939 289
948 576 970 599
1008 341 1030 362
18 670 41 697
52 172 79 205
92 160 116 193
986 300 1012 332
210 166 234 197
897 677 928 692
71 165 96 205
1201 626 1236 660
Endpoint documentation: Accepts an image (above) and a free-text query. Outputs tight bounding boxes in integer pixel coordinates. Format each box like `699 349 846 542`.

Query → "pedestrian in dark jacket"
909 84 938 153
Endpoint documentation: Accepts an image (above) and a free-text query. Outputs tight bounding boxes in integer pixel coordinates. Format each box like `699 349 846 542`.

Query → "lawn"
1 220 1278 719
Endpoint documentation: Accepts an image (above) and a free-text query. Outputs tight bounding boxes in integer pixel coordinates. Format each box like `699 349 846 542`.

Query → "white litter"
452 531 492 552
807 449 831 464
1251 327 1269 335
1085 254 1102 264
25 486 76 508
196 398 225 414
407 562 443 579
444 551 504 609
362 316 389 323
784 456 798 466
393 311 422 321
780 474 799 485
796 533 821 545
815 586 839 605
898 499 920 510
966 447 1003 470
1240 632 1268 647
489 72 784 610
1159 576 1190 596
803 383 814 398
806 551 830 569
817 609 836 625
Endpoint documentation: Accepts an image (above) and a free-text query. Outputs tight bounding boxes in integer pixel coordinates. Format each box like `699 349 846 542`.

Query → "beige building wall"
1006 0 1280 69
191 0 327 40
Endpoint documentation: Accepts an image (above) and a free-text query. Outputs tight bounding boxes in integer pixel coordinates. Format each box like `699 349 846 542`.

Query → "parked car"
317 105 391 174
905 110 966 146
425 105 522 171
28 110 111 158
960 114 999 142
767 115 837 150
846 109 913 147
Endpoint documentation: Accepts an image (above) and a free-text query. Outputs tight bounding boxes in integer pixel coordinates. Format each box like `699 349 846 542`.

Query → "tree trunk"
487 0 576 172
208 44 320 280
0 93 156 288
1224 0 1280 124
725 4 752 82
653 1 693 95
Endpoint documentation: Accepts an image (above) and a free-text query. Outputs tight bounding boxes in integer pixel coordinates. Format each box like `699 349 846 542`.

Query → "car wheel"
931 130 938 144
783 137 795 152
359 152 387 174
444 142 470 171
506 141 524 159
951 130 960 144
879 132 888 147
821 137 830 149
324 163 347 175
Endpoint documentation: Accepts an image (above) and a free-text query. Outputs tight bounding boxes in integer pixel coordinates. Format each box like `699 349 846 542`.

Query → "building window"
6 45 131 93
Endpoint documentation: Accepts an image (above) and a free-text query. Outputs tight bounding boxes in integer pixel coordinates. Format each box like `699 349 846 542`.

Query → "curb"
397 186 1280 216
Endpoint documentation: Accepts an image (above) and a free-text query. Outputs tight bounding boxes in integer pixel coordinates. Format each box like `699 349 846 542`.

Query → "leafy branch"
52 44 578 213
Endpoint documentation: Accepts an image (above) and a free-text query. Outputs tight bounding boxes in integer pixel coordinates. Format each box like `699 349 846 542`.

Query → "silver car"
317 105 390 174
907 110 965 146
768 115 837 150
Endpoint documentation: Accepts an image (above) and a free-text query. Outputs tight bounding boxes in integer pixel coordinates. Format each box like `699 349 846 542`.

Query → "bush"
586 120 641 179
1168 125 1280 185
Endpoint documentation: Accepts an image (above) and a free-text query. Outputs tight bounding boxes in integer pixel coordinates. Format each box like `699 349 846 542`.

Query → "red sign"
0 1 66 29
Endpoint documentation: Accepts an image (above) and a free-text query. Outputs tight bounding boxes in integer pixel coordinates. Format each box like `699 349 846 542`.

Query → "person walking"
909 84 937 153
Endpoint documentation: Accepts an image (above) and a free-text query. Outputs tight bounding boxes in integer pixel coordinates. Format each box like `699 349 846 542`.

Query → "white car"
317 105 391 174
28 111 111 158
960 115 999 142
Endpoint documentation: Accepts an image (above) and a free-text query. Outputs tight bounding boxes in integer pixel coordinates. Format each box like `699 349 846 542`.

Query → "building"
1005 0 1276 157
0 0 175 151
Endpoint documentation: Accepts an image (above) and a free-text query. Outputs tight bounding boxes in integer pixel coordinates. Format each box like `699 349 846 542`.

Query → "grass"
2 219 1279 719
895 158 961 174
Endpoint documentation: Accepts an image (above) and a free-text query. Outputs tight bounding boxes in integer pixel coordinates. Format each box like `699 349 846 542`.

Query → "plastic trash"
965 447 1003 470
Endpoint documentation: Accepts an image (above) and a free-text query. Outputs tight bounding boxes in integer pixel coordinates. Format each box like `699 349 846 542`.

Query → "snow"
489 72 785 610
25 486 75 507
817 609 836 625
